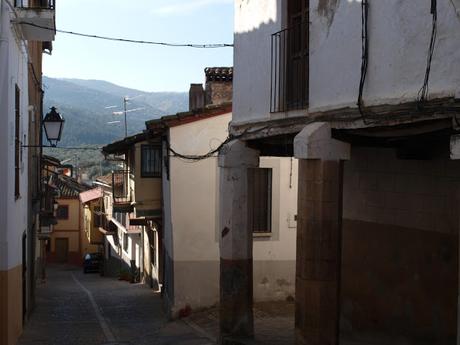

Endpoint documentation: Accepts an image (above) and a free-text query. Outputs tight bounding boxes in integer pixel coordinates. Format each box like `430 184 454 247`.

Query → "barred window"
141 145 161 177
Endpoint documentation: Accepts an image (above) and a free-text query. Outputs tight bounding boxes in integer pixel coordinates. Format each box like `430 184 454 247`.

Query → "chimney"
204 67 233 106
189 84 205 111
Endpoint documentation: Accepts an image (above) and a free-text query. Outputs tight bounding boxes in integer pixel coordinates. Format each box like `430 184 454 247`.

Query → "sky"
43 0 234 92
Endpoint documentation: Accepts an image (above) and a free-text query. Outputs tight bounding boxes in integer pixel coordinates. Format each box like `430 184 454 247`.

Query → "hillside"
42 77 188 179
43 77 188 146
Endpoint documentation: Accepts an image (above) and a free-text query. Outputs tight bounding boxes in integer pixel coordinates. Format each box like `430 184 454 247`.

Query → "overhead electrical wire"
164 124 270 161
165 135 231 161
23 145 103 150
17 22 233 48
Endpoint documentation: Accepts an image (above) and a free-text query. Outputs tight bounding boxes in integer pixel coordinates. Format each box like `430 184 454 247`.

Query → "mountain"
43 77 188 146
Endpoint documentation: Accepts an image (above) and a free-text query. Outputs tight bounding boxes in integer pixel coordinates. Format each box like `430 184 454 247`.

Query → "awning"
79 188 103 204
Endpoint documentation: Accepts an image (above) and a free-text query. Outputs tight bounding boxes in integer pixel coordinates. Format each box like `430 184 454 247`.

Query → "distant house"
79 188 105 250
47 175 98 265
99 136 162 285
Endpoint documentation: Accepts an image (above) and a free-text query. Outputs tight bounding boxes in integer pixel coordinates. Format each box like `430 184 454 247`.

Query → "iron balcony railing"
112 170 131 204
14 0 55 9
270 21 309 113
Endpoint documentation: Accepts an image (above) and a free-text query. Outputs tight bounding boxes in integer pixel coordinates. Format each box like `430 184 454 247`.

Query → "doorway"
55 238 69 263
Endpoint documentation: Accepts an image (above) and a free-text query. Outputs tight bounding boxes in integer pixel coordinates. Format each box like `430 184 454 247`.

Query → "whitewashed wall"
233 0 460 124
234 0 283 124
164 113 297 314
0 2 30 272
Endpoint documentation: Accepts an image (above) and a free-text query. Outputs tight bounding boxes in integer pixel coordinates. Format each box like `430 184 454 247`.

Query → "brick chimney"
204 67 233 106
189 84 205 111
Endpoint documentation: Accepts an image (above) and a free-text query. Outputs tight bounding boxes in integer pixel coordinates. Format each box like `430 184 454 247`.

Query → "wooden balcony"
112 170 132 205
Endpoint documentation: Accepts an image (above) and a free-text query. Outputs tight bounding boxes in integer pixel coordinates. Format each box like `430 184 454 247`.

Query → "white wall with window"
109 214 141 271
162 112 298 316
0 0 30 282
234 0 460 124
0 4 32 342
252 157 298 301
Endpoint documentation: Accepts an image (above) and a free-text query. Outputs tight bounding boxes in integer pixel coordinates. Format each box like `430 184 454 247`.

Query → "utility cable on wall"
357 0 370 125
418 0 438 105
16 22 233 48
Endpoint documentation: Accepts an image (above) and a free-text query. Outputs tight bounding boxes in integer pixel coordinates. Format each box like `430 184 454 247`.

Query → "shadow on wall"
103 255 131 278
341 146 458 344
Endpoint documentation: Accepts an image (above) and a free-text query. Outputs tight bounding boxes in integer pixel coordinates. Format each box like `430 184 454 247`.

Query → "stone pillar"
218 140 259 343
293 123 350 345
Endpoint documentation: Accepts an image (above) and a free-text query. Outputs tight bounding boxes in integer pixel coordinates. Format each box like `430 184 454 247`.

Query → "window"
270 0 309 112
15 85 20 198
113 211 127 227
123 233 129 252
286 0 309 110
56 205 69 219
248 168 272 233
141 145 161 177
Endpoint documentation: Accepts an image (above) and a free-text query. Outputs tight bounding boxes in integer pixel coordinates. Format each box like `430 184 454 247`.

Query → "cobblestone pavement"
18 265 409 345
18 265 214 345
184 301 295 345
183 302 405 345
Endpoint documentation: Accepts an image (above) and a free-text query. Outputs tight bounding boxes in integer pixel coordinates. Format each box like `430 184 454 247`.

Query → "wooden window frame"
248 168 273 234
141 144 162 178
287 0 309 110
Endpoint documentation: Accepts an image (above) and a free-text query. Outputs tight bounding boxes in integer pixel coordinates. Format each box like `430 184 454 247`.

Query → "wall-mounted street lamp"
22 106 65 149
43 106 65 147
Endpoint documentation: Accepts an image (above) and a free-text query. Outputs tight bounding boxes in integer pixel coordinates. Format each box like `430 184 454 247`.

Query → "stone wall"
205 81 232 106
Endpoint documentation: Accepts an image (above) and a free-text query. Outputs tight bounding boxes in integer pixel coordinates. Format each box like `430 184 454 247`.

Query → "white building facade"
233 0 460 125
159 108 298 317
0 2 30 343
0 1 55 343
223 1 460 344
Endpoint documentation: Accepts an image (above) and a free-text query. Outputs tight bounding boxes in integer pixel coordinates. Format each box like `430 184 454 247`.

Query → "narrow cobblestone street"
18 265 214 345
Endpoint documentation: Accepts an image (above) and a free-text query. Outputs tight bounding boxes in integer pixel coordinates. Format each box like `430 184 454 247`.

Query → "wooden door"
55 238 69 263
287 0 309 109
